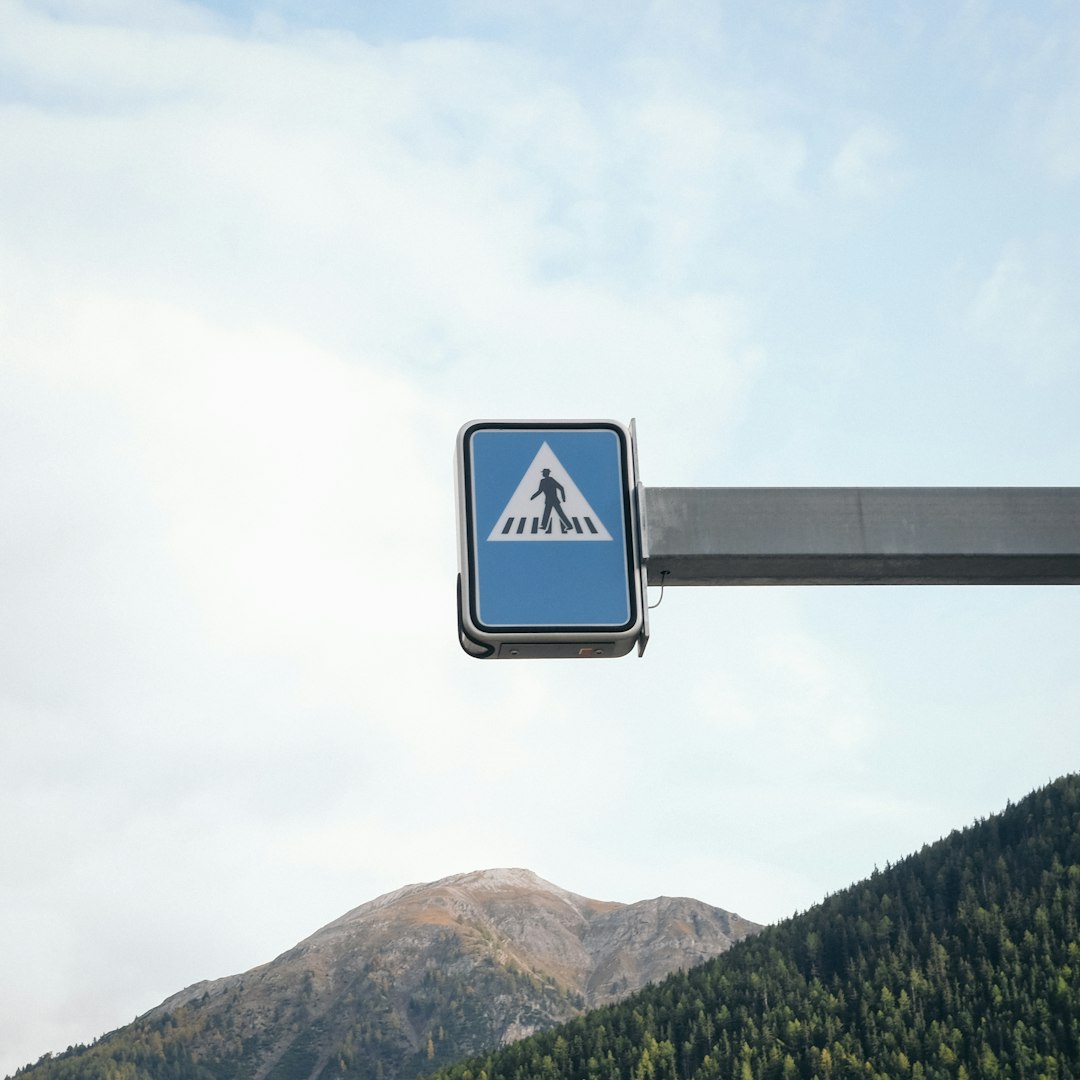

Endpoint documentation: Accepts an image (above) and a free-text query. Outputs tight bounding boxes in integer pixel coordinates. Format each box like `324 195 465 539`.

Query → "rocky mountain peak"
131 870 762 1080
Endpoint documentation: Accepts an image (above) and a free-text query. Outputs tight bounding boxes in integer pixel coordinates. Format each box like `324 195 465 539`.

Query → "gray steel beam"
641 487 1080 586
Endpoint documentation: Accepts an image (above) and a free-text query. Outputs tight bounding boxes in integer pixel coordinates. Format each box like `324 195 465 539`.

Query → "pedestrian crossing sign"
455 420 644 659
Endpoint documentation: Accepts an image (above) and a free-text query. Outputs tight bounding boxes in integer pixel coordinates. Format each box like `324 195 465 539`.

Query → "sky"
2 0 1079 1072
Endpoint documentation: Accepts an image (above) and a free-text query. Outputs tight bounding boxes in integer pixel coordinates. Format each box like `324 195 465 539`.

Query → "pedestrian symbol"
487 442 613 542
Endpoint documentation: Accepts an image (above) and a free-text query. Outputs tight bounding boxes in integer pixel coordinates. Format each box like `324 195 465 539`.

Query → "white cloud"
829 123 904 201
1037 89 1080 184
966 243 1080 382
691 610 876 775
0 0 765 491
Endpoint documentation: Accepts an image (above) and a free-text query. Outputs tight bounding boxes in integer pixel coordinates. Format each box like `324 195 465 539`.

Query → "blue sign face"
459 422 640 634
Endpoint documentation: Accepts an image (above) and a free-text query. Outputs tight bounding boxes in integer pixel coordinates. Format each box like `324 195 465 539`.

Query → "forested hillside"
430 775 1080 1080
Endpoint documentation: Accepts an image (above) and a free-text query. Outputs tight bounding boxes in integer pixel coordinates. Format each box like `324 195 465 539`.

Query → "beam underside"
642 488 1080 586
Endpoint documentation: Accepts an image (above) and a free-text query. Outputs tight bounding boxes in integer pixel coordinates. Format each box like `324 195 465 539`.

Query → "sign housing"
456 420 644 658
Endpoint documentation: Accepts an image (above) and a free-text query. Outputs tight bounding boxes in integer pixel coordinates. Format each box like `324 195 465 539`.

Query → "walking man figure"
531 468 573 533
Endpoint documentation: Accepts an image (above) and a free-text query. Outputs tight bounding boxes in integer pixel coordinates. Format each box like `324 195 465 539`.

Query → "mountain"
432 776 1080 1080
11 868 759 1080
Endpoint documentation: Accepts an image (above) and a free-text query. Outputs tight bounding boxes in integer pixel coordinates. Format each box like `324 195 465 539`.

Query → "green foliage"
427 775 1080 1080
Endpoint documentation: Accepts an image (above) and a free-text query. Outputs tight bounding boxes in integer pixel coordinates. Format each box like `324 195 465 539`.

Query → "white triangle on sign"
487 442 614 542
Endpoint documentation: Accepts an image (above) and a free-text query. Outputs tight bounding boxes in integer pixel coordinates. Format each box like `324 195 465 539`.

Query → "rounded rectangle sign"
455 420 644 658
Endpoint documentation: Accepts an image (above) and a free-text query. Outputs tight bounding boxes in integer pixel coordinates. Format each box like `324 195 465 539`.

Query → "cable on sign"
648 570 669 610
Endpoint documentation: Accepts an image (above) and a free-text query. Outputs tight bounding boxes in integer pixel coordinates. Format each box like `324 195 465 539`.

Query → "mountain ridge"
11 868 760 1080
153 868 756 1018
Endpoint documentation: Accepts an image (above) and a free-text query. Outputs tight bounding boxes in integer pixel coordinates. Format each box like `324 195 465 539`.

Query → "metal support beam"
641 487 1080 586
